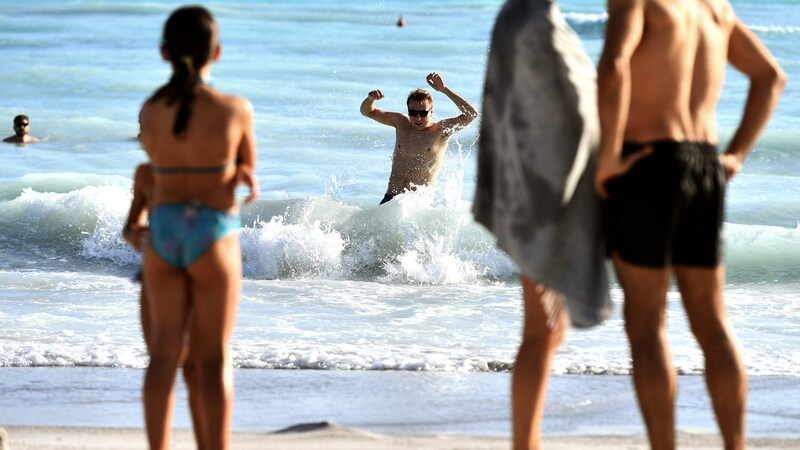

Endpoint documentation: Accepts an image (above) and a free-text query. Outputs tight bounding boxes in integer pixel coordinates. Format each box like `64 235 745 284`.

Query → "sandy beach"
3 424 800 450
3 369 799 448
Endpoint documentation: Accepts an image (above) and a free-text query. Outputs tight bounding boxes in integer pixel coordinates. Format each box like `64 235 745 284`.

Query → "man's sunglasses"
408 109 430 118
15 122 29 127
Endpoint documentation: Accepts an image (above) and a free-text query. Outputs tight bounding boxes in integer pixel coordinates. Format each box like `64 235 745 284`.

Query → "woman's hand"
237 165 259 204
123 225 150 253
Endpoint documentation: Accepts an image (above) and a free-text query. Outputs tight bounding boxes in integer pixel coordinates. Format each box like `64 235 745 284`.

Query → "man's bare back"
627 0 744 143
690 0 737 143
361 72 478 200
624 0 698 142
596 0 783 192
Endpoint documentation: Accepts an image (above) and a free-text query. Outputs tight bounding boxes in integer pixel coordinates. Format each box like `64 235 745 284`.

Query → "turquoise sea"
0 0 798 438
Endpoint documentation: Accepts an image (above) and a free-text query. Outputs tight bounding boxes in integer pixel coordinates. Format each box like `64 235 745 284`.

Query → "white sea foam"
749 25 800 34
724 222 800 282
3 182 800 285
562 11 608 24
1 340 795 376
241 215 347 279
0 272 795 376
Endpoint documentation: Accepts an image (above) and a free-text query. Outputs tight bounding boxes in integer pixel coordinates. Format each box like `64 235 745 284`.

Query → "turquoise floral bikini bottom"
149 202 240 268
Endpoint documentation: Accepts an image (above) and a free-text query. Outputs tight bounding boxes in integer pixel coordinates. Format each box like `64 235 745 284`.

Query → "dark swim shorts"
379 193 395 205
604 140 726 268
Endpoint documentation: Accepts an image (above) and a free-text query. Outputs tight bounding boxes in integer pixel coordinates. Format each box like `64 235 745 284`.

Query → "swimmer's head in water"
13 115 29 136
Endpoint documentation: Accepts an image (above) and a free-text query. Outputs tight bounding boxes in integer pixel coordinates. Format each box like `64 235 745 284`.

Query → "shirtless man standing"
595 1 785 449
360 72 478 204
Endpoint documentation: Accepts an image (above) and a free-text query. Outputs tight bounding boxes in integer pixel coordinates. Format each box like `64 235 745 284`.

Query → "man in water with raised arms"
361 72 478 204
595 0 785 449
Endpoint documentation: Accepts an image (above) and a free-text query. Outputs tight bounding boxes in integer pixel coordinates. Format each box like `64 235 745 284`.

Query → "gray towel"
472 0 611 328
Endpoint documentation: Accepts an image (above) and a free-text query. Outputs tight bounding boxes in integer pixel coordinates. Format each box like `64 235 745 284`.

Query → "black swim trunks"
379 193 395 205
604 140 726 268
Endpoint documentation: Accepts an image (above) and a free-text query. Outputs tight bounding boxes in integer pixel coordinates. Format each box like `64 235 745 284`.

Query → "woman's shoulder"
200 88 253 120
220 91 253 114
196 89 253 127
138 96 165 125
134 163 154 185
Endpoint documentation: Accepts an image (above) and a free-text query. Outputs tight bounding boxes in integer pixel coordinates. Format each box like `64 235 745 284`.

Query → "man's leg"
674 265 746 450
512 276 568 450
613 255 675 450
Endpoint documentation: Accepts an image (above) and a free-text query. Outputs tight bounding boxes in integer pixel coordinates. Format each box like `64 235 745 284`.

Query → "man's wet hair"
407 89 433 105
13 115 28 126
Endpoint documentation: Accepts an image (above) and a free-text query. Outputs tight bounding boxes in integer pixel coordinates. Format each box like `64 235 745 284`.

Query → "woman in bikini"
122 162 207 448
137 6 258 450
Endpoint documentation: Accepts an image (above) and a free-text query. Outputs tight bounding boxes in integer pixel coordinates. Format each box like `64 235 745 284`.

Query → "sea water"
0 0 798 437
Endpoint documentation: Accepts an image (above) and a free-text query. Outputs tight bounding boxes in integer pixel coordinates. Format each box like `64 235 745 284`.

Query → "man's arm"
720 19 786 179
428 73 479 134
360 89 405 127
595 0 650 198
